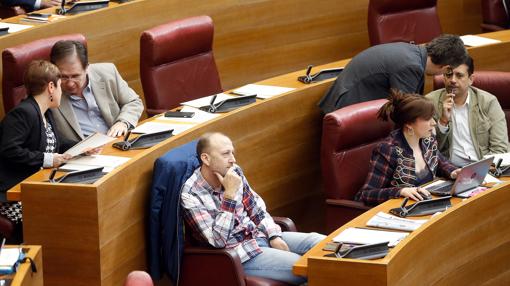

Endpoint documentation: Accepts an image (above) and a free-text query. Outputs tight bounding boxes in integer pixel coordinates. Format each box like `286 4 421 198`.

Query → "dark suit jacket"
318 43 427 114
0 97 69 197
1 0 37 11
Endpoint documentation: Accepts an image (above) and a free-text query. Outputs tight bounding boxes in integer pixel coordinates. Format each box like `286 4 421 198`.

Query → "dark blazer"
355 129 457 206
149 140 198 283
1 0 37 12
0 97 69 196
318 43 427 114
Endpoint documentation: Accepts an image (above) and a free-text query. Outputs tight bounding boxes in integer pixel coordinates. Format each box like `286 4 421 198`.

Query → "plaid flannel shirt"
181 165 282 263
355 129 457 206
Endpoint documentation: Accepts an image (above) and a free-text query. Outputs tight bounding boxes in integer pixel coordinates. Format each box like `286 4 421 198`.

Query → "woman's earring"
50 95 53 102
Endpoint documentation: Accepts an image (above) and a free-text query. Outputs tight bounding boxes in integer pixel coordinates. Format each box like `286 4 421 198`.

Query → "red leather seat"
481 0 510 32
0 4 26 19
2 34 86 113
321 99 394 232
140 15 222 116
433 71 510 137
367 0 442 46
181 217 296 286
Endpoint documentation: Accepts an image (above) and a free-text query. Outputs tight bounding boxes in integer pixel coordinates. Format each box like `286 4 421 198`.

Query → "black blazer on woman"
0 97 69 197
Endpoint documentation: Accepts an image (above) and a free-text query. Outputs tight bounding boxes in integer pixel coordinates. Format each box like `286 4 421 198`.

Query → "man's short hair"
24 60 61 97
50 40 88 69
196 132 224 164
464 55 474 76
426 34 467 68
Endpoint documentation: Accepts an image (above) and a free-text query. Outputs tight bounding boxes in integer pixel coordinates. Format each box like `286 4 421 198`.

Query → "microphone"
208 94 218 113
57 0 67 15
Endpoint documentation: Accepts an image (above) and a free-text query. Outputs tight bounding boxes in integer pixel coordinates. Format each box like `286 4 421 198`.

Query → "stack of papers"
366 212 428 232
0 23 33 34
181 93 235 109
460 35 501 47
60 155 130 173
0 248 22 274
333 227 408 247
65 133 116 157
232 84 295 99
131 122 192 135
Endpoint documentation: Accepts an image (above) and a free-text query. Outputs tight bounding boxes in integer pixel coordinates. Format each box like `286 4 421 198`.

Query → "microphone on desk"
208 94 218 113
48 168 58 183
57 0 67 15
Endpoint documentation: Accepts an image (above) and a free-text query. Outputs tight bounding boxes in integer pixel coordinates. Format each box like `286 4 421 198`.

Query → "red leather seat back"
433 71 510 136
321 99 394 201
368 0 442 46
2 34 86 113
140 15 222 116
481 0 509 31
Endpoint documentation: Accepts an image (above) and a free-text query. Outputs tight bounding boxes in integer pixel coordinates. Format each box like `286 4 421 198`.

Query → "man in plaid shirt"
181 133 324 285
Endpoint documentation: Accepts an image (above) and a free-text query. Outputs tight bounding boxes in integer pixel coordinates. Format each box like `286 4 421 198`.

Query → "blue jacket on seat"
149 140 199 284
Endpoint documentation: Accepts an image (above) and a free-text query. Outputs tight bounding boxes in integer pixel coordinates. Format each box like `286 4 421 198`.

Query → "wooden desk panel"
295 183 510 286
0 0 483 119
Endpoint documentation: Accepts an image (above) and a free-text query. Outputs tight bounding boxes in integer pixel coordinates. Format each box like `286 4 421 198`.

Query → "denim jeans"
242 232 326 285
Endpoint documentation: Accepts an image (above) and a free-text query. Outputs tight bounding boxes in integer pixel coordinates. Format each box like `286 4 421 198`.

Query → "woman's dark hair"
24 60 61 97
378 89 435 128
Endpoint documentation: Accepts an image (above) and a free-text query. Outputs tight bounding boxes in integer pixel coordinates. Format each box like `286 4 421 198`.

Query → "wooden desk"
7 29 510 286
293 183 510 285
0 0 485 119
3 245 43 286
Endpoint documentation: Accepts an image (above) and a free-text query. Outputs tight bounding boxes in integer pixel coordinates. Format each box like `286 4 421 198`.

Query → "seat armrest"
325 199 371 210
182 246 246 286
272 216 297 232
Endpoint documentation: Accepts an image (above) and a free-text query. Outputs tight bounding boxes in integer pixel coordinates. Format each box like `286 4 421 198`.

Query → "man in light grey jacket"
425 56 508 167
50 40 143 143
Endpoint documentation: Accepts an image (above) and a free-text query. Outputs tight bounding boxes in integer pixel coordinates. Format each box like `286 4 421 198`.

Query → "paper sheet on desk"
232 84 295 99
0 22 32 33
65 133 116 157
0 248 22 268
460 35 501 47
60 155 130 173
333 227 408 247
484 153 510 167
156 106 220 124
131 122 192 135
366 212 428 232
181 93 235 109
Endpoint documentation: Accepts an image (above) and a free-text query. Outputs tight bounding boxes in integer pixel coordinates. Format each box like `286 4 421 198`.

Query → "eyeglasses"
443 71 466 80
60 73 84 82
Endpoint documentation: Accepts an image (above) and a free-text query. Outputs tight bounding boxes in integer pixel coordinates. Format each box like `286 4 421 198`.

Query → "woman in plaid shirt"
355 89 461 205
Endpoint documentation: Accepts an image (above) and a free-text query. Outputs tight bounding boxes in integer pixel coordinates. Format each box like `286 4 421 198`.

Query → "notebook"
425 157 493 197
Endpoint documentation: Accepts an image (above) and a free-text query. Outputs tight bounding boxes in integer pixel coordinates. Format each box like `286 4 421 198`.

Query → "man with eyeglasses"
425 55 508 167
49 40 143 143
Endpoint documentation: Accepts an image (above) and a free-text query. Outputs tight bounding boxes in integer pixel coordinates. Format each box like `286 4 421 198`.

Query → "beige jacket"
52 63 144 143
425 86 509 159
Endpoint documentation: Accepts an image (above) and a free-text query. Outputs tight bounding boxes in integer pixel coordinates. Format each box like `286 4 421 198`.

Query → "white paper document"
460 35 501 47
484 153 510 166
181 93 235 109
0 248 22 268
232 84 295 99
156 106 220 124
60 155 130 173
65 133 116 157
131 122 192 135
0 22 33 33
366 212 428 232
333 227 409 247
